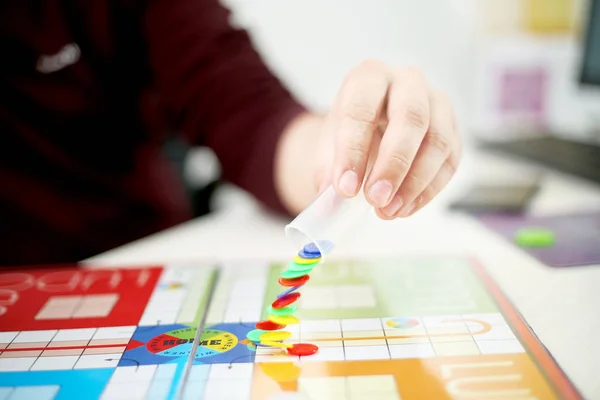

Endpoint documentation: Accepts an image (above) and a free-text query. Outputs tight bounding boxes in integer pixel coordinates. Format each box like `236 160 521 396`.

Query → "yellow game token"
293 255 321 265
260 330 292 342
268 314 300 325
260 340 293 349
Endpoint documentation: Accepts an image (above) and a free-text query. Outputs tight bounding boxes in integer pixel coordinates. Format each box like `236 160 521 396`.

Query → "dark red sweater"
0 0 305 266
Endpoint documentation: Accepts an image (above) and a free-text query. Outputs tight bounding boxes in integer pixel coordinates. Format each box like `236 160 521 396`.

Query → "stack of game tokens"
246 242 332 356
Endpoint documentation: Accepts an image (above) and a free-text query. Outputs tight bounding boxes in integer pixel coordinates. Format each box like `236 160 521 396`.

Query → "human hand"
316 60 462 219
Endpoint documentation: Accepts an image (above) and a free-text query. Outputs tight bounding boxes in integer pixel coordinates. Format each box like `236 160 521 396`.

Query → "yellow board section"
268 314 300 325
293 255 321 265
260 330 292 342
523 0 576 34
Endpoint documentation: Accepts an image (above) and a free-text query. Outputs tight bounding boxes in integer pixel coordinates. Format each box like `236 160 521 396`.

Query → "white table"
87 147 600 399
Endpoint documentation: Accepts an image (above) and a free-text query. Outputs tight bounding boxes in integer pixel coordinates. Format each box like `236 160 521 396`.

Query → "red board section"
0 265 162 331
147 334 186 354
126 339 145 352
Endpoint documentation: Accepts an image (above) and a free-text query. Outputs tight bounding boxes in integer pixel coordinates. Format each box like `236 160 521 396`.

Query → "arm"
142 0 461 219
273 113 327 215
142 0 306 215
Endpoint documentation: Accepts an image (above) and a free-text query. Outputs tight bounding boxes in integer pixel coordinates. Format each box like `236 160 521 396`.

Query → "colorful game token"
302 242 321 255
287 343 319 356
272 292 301 308
268 314 300 325
286 261 315 273
303 240 334 255
256 320 286 330
293 255 321 265
261 341 293 349
267 304 298 317
297 248 321 259
276 284 304 298
246 329 269 343
259 330 292 342
280 269 310 280
514 227 556 248
278 275 310 287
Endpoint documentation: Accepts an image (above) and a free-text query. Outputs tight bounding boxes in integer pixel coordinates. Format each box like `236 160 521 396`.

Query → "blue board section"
120 323 190 367
123 323 256 367
0 323 257 400
192 322 256 365
0 369 113 400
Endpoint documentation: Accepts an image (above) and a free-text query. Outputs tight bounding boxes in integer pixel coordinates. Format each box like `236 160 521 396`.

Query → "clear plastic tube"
284 185 373 260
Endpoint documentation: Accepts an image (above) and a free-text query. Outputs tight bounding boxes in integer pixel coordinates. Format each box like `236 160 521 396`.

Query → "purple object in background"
477 212 600 267
498 67 548 127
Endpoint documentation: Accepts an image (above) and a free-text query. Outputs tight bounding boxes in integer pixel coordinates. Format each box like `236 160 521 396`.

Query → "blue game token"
276 284 304 298
297 248 321 259
303 240 334 256
303 242 321 256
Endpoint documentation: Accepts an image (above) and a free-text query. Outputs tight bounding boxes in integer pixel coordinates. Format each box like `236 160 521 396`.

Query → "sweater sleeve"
142 0 306 215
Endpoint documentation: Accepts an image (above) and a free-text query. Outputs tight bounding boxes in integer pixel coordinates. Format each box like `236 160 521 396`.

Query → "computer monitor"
580 0 600 86
578 0 600 137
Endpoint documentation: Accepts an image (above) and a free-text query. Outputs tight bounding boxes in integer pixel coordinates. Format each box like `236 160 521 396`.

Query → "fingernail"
368 180 393 207
338 170 359 197
401 202 417 217
399 196 421 217
382 194 403 217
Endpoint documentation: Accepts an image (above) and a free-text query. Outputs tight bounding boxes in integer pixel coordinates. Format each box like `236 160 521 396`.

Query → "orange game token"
272 292 301 309
256 320 286 330
287 343 319 356
278 275 310 287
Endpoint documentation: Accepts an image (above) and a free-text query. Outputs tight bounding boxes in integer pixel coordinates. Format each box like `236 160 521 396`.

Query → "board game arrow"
125 339 145 351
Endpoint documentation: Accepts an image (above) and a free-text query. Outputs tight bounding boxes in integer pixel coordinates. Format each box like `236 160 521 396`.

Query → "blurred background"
180 0 600 216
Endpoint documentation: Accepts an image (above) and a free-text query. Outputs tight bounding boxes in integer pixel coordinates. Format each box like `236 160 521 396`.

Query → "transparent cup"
284 185 373 260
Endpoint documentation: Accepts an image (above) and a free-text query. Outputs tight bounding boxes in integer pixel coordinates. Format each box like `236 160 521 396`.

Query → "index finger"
364 67 430 208
330 60 391 198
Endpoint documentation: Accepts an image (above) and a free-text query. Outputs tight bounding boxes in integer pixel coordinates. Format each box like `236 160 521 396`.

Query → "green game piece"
267 304 298 317
246 329 268 343
280 269 311 280
514 227 556 248
287 261 316 273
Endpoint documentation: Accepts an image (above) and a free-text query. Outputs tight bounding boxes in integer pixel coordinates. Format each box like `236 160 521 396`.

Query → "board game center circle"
385 317 420 328
147 327 238 359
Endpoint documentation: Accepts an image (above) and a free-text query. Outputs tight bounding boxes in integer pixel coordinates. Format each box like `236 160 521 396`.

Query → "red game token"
255 320 286 330
278 275 310 287
272 292 301 309
287 343 319 356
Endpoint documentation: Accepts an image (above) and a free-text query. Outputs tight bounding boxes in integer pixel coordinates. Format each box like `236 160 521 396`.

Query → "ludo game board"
0 257 581 399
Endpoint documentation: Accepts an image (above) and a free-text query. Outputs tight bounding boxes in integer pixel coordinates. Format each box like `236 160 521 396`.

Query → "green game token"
246 329 268 343
287 261 316 273
514 227 555 248
280 269 310 280
267 304 298 317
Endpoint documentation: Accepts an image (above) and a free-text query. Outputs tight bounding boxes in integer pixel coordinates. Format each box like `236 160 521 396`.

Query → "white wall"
221 0 480 137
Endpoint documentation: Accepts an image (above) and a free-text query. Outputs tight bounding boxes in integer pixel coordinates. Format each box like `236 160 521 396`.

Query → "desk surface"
87 148 600 399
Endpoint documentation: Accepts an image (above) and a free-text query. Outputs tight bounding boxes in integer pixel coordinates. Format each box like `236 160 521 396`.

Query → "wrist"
274 112 326 215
